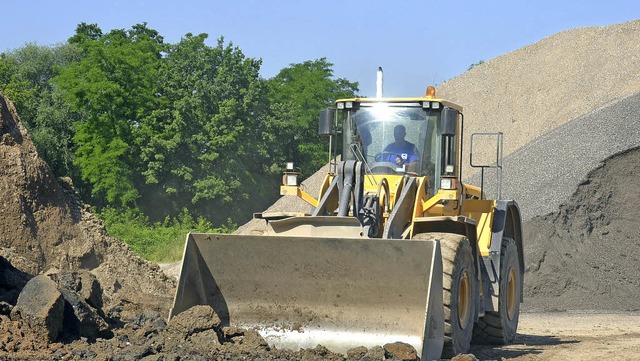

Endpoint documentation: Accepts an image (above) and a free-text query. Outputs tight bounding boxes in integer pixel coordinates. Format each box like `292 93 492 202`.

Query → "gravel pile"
523 146 640 311
438 20 640 173
442 21 640 311
468 91 640 220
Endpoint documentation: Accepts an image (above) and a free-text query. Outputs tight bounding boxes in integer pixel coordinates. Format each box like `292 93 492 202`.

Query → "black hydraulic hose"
338 182 353 216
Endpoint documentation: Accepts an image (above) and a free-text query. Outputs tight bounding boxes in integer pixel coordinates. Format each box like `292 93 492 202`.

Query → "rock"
451 354 478 361
42 269 111 341
0 301 12 315
364 346 386 361
383 342 418 361
162 305 221 353
59 286 112 341
187 329 221 354
165 305 221 339
347 346 368 360
234 329 269 352
129 309 167 329
0 255 31 305
47 269 104 310
10 274 64 341
297 345 344 361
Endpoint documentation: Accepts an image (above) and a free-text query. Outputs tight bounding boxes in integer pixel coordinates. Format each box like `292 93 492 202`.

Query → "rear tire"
473 237 521 344
414 233 476 358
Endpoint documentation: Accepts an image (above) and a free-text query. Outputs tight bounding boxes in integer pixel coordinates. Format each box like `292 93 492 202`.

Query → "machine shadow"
469 333 580 359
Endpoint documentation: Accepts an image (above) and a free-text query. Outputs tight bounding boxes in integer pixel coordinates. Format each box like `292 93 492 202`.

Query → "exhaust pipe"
376 67 383 98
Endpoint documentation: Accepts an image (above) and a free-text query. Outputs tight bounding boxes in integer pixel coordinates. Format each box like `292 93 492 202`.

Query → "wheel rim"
507 267 517 320
458 269 471 329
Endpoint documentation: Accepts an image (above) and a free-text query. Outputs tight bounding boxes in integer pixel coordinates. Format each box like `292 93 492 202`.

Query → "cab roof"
334 96 463 112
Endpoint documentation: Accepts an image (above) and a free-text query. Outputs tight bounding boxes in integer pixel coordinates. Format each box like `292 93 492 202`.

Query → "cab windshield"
343 102 441 181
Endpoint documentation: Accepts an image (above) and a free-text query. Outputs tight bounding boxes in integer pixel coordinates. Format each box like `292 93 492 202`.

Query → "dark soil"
523 146 640 311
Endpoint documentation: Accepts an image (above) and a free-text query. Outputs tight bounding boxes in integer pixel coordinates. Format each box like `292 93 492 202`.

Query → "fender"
482 200 524 312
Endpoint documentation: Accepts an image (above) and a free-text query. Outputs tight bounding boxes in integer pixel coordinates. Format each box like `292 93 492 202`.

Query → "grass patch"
99 207 233 262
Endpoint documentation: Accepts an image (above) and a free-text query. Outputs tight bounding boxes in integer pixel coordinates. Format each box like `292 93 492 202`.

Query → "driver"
382 124 420 170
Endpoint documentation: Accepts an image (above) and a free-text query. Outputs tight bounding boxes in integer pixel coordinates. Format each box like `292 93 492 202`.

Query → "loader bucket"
170 233 444 360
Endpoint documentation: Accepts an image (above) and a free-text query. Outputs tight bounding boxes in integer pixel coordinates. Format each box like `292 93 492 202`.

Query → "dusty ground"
472 312 640 360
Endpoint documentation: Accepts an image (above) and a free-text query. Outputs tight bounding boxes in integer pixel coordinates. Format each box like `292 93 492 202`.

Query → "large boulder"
10 275 64 341
46 269 103 311
59 287 111 340
43 269 111 340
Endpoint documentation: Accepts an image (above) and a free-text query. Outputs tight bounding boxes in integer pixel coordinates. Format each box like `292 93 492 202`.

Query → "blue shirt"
381 141 420 163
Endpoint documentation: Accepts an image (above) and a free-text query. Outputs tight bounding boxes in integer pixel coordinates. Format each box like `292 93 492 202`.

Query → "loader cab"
329 94 463 196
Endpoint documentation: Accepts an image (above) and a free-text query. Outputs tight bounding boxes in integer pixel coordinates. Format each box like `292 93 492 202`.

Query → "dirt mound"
523 146 640 311
0 93 174 315
0 93 179 355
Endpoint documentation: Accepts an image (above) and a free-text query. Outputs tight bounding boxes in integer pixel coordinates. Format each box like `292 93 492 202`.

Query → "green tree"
30 87 85 177
0 53 37 123
265 58 358 175
54 23 165 207
137 34 274 224
68 22 103 44
0 43 82 176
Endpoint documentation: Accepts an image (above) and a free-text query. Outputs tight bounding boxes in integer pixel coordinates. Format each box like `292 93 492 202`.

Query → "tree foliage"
0 43 82 176
1 23 359 231
54 23 165 207
266 58 358 174
136 33 274 223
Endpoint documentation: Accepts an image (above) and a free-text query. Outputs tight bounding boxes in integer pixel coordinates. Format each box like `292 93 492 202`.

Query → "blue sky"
2 1 639 96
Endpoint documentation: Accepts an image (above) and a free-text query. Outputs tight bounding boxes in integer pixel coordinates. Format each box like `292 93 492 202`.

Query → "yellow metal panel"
464 184 483 199
318 174 333 202
280 186 319 208
421 189 458 214
461 199 494 213
461 199 495 256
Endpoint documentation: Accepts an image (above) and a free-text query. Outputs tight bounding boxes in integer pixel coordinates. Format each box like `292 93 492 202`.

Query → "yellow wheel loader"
170 84 524 360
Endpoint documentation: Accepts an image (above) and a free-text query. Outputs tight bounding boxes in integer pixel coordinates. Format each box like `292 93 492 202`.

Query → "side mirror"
440 108 458 136
319 108 334 136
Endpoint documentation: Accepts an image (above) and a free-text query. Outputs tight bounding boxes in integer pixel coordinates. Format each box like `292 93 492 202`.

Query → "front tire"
473 237 521 344
414 233 477 358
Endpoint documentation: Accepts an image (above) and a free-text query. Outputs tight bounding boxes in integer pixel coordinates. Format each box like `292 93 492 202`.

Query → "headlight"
285 174 298 186
440 178 456 190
